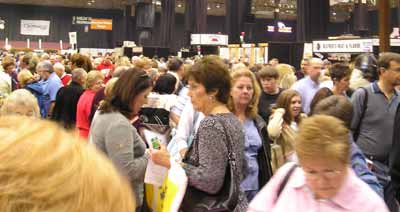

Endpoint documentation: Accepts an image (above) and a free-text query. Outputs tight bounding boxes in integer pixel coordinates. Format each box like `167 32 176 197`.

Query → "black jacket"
254 115 273 188
390 104 400 201
52 81 84 129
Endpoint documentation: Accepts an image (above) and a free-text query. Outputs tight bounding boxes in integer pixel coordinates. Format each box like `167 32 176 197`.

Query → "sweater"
90 111 148 206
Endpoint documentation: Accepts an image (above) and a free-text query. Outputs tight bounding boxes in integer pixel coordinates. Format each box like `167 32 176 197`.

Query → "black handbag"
180 119 240 212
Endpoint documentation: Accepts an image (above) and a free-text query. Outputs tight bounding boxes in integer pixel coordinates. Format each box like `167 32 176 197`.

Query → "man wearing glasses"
351 52 400 212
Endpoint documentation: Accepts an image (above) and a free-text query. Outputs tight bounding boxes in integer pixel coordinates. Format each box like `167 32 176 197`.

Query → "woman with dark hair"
309 87 333 115
153 73 177 95
89 68 152 210
70 53 93 72
148 56 248 211
320 63 352 96
267 89 305 171
141 73 178 126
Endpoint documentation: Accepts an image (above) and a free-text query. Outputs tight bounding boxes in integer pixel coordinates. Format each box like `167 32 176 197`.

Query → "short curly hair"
187 55 231 104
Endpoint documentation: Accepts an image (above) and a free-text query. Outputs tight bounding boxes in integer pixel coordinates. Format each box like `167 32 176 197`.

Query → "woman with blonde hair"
0 116 136 212
248 115 388 211
228 68 273 201
0 89 40 117
76 71 104 138
17 70 46 117
267 89 305 171
275 64 297 89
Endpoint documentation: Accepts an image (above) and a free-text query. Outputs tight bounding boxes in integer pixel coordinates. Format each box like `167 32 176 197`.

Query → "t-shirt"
258 88 283 123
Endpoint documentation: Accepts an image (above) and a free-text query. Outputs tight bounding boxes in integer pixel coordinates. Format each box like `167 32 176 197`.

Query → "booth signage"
90 19 113 31
313 39 373 53
72 16 92 25
20 20 50 36
372 38 400 47
123 41 136 47
190 34 229 46
0 18 4 30
69 32 77 45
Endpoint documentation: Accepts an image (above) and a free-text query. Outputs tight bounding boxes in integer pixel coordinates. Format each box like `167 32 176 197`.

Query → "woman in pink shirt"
248 115 388 212
76 71 104 139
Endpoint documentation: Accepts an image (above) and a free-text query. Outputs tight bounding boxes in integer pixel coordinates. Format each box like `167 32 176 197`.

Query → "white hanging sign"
20 20 50 36
313 39 373 53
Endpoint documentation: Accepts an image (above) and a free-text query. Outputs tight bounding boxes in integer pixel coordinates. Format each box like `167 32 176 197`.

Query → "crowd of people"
0 49 399 212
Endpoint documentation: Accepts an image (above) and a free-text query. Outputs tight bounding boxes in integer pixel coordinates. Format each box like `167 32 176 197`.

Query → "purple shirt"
248 162 388 212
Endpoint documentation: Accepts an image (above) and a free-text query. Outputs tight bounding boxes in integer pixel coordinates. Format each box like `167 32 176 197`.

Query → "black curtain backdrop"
159 0 175 48
184 0 207 47
296 0 309 42
304 0 330 42
225 0 247 43
135 2 155 46
268 42 304 70
0 3 127 49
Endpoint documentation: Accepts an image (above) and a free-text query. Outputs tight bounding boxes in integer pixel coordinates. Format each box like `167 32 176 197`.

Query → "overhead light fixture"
177 3 182 8
207 5 211 10
216 3 221 9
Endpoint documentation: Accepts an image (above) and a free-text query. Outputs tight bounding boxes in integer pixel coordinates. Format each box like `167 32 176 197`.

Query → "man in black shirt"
257 67 284 123
52 68 87 129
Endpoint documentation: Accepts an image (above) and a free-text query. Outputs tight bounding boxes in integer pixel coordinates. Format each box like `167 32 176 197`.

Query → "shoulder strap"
353 87 368 142
216 118 239 210
276 164 297 199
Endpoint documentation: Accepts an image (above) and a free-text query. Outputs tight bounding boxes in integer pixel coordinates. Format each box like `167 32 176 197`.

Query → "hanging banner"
90 19 113 31
69 32 77 45
190 34 229 46
21 20 50 36
313 39 373 53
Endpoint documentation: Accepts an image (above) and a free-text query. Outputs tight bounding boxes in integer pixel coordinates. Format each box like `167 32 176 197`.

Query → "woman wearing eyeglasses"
248 115 388 212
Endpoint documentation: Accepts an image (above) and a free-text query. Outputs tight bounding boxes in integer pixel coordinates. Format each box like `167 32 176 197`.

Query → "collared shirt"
42 72 62 116
351 82 400 161
248 162 388 212
292 76 320 114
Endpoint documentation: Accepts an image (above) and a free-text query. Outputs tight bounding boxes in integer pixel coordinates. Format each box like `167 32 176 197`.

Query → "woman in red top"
76 71 104 139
